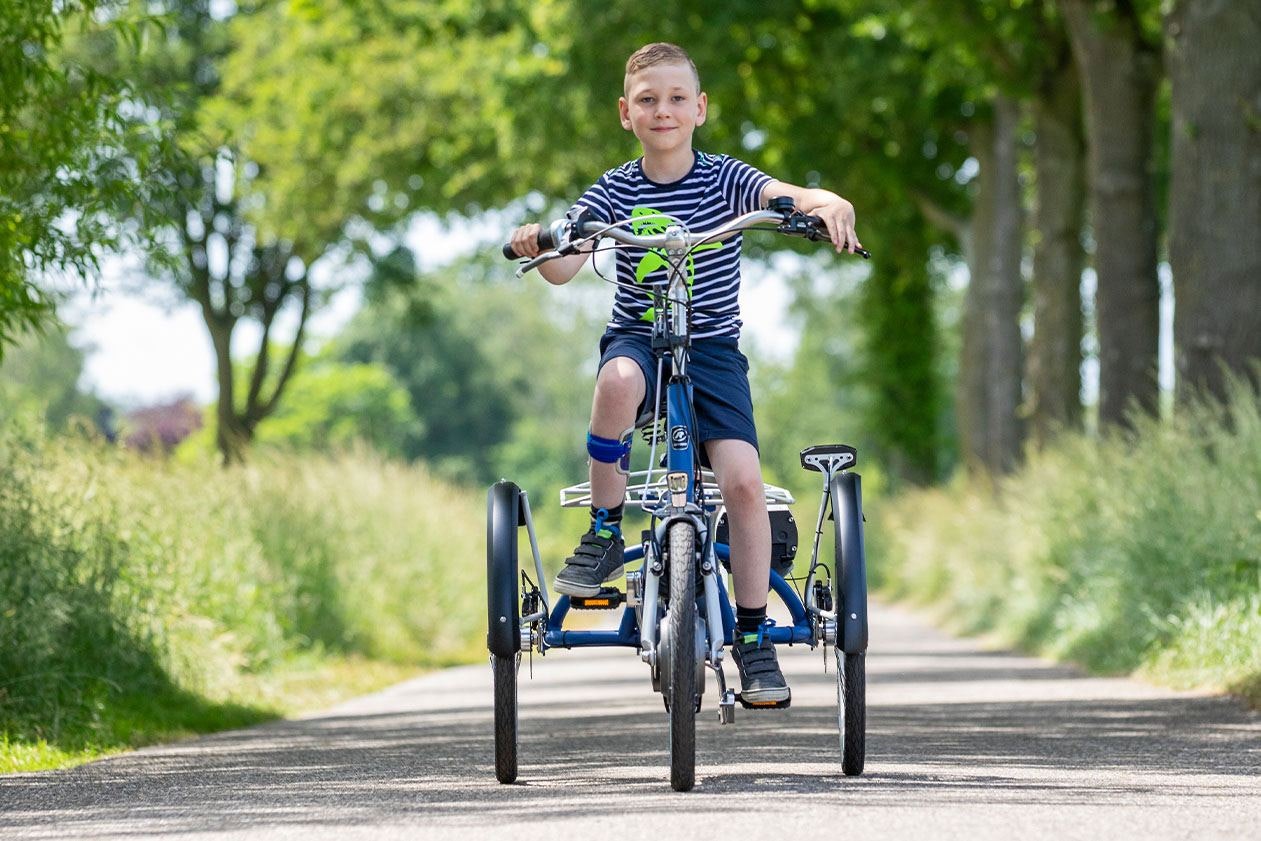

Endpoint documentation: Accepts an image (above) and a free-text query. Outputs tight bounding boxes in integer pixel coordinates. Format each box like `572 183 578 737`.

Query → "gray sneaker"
553 526 625 597
731 626 791 704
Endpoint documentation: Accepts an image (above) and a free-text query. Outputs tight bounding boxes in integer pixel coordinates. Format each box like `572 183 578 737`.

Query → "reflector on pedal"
569 587 626 610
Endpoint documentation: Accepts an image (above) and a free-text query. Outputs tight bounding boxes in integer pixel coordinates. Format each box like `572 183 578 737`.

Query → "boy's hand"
509 223 543 258
811 197 862 255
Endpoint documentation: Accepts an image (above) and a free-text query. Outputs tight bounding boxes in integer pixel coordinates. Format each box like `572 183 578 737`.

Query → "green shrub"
0 420 485 763
872 375 1261 701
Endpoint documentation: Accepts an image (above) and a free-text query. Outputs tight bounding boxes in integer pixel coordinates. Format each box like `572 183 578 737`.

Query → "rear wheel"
830 471 868 776
666 520 697 792
492 653 518 783
486 481 521 783
836 650 865 776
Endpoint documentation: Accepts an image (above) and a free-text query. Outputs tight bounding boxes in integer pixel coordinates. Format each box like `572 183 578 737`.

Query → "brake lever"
777 215 871 259
514 250 563 278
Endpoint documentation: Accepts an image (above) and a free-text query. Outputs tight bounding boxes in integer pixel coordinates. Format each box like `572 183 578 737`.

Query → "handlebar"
502 199 870 274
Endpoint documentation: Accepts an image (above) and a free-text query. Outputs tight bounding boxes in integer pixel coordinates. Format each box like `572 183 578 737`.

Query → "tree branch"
258 270 311 422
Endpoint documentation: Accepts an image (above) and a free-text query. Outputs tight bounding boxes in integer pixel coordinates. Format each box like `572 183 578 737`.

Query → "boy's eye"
672 95 685 102
640 96 654 104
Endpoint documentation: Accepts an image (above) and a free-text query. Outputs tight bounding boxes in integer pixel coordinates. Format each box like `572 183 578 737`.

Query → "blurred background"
2 0 1258 771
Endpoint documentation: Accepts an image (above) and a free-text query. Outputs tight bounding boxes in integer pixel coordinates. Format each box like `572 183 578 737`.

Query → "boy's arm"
507 222 594 285
761 180 862 255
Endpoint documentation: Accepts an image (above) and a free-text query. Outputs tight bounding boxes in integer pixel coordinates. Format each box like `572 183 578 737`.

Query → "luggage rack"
559 469 795 509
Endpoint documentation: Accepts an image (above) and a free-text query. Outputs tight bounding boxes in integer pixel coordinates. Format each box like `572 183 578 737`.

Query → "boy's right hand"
509 223 543 258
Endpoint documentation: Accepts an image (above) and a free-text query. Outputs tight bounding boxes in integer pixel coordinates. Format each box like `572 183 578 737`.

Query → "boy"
508 42 861 703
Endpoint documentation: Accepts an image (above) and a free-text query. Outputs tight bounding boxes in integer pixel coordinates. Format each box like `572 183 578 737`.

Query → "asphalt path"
2 601 1258 840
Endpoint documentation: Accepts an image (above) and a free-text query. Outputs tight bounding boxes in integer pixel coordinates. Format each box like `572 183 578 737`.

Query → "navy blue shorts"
597 331 759 456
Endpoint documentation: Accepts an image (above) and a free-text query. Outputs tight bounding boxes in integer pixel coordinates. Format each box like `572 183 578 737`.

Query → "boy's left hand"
812 197 862 255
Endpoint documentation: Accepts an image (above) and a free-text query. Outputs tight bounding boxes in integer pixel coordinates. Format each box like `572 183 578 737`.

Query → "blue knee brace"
587 430 632 470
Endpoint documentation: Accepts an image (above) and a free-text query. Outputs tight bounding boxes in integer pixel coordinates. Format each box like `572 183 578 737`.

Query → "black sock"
590 504 624 536
736 604 767 636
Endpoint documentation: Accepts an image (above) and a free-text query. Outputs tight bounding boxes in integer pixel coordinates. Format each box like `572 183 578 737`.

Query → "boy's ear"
619 97 632 131
696 91 708 126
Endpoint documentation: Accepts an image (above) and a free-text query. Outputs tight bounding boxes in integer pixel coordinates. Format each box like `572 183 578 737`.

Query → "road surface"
2 601 1258 840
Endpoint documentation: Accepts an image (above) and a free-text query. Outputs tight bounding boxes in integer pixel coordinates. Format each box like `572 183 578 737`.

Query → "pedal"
718 689 736 724
569 587 626 610
736 692 792 710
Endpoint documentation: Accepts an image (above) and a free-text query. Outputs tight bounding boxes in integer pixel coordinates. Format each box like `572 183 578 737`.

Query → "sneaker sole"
739 685 791 704
553 565 625 598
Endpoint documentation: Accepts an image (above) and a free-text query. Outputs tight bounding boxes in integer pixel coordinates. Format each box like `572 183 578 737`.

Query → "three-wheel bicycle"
490 198 871 791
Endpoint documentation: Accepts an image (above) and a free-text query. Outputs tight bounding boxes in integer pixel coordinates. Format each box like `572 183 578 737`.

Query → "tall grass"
872 376 1261 702
0 420 486 769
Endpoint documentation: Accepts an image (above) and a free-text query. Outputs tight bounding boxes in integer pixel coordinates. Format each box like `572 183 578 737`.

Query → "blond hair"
624 42 700 95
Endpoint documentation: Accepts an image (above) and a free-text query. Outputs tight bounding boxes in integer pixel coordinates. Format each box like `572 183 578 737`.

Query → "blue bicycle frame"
540 345 814 653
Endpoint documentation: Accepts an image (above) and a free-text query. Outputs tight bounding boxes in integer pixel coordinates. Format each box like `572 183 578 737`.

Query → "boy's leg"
705 439 772 607
706 438 789 703
588 356 645 508
553 356 645 597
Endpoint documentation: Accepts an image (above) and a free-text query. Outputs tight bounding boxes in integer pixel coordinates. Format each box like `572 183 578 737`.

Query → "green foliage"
872 374 1261 701
254 358 421 458
335 248 604 490
752 254 874 498
0 419 487 768
0 324 106 430
0 1 168 356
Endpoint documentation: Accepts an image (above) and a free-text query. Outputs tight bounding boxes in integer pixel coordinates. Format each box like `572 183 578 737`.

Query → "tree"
1166 0 1261 403
87 1 352 463
0 1 166 357
1060 0 1162 427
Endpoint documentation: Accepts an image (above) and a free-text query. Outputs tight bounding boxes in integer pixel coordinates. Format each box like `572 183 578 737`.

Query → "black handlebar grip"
502 226 559 259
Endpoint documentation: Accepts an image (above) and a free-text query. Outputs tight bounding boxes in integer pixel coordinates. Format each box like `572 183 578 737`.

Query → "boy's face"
619 62 707 156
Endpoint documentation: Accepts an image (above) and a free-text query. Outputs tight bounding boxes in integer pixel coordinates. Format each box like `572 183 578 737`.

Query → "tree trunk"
983 95 1027 473
1167 0 1261 403
1061 0 1161 427
958 99 1026 475
958 119 994 474
1029 50 1086 445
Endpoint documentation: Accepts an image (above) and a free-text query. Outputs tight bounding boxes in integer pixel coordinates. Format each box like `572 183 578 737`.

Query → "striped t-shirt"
572 151 772 339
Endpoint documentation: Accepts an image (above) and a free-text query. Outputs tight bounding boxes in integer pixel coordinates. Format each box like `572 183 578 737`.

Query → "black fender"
831 472 869 653
486 481 522 658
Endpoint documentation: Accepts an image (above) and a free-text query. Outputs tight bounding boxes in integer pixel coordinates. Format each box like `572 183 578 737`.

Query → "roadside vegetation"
871 376 1261 706
0 421 486 772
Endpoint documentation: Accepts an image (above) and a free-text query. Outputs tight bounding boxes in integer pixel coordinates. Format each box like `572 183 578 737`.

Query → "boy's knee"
595 357 646 406
720 471 764 509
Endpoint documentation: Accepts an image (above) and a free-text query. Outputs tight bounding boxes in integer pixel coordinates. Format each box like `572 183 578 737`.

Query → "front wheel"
836 650 865 775
665 520 697 792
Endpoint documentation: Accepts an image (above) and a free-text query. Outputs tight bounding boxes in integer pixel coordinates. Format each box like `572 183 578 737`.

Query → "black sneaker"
553 526 625 597
731 624 790 704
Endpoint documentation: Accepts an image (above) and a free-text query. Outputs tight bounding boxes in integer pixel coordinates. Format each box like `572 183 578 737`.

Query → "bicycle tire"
486 481 521 783
830 470 867 775
666 520 697 792
836 649 865 775
492 653 518 783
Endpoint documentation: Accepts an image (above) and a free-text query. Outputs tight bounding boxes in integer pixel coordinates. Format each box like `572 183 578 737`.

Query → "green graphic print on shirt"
630 207 722 322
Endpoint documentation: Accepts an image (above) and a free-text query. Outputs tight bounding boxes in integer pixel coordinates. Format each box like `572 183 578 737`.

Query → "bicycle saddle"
799 444 858 473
